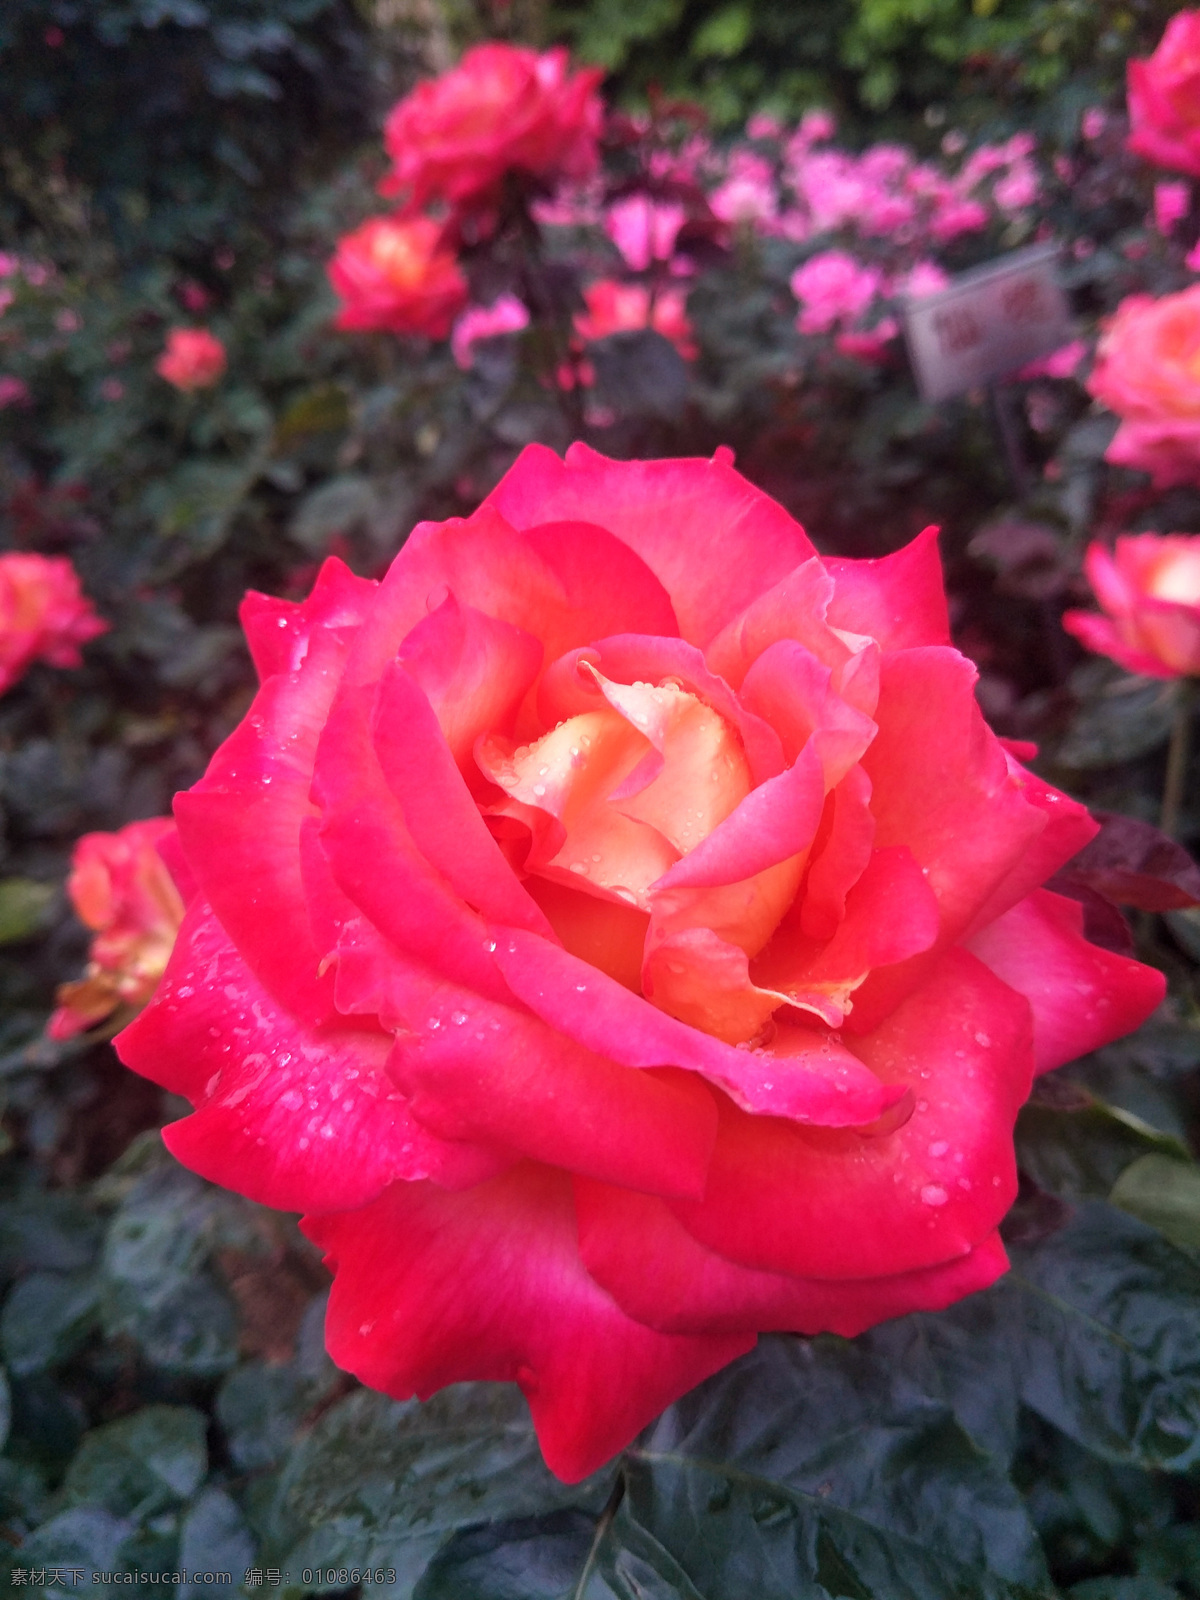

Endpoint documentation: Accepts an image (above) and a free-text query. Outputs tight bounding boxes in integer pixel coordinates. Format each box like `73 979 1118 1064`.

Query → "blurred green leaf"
0 879 56 945
62 1404 208 1518
1110 1155 1200 1253
0 1268 101 1376
179 1486 257 1595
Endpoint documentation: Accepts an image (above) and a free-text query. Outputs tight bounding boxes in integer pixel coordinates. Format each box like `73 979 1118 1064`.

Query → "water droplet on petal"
921 1184 949 1207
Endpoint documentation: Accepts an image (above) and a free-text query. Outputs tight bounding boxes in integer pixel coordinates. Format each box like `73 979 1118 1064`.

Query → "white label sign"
902 242 1071 402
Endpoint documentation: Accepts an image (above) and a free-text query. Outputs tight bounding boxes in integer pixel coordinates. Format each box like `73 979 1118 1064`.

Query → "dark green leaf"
1006 1202 1200 1470
0 878 56 944
415 1510 609 1600
608 1336 1050 1600
272 1385 615 1593
15 1508 134 1595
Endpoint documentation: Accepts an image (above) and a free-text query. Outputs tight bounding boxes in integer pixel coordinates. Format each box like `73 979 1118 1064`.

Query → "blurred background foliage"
2 1 1200 1597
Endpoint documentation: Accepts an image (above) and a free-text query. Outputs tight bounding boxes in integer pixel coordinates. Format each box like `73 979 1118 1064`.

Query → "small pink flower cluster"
721 118 1042 249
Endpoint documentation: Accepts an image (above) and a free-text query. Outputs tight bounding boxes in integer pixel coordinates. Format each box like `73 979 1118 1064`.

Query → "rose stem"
1161 677 1196 840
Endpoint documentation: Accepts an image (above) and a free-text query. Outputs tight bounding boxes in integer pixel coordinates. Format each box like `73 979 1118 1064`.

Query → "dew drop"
450 1010 468 1026
974 1031 991 1047
920 1184 949 1207
928 1139 949 1157
279 1089 304 1111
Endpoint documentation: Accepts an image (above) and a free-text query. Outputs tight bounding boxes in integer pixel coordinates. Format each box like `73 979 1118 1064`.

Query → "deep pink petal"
115 901 502 1210
313 680 511 999
576 1178 1009 1336
373 659 554 937
967 888 1166 1073
394 592 544 790
963 754 1098 936
823 526 950 651
669 949 1033 1279
796 766 876 941
174 628 355 1028
485 443 815 644
754 846 941 1027
344 501 678 701
739 638 877 777
861 648 1046 942
491 928 894 1126
304 1165 753 1482
385 989 719 1200
239 558 377 683
704 558 844 691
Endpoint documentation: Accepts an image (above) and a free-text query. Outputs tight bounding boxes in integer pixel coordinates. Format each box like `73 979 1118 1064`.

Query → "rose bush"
1087 287 1200 488
50 817 185 1040
1128 9 1200 179
1064 534 1200 678
115 445 1164 1482
380 43 603 218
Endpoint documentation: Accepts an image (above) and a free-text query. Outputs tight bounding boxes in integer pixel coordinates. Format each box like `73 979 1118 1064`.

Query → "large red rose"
1128 10 1200 178
380 43 603 216
117 446 1164 1482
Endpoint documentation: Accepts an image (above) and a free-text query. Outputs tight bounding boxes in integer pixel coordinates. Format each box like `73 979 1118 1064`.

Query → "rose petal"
175 628 355 1027
967 888 1166 1073
373 658 555 937
797 766 876 941
384 987 719 1200
239 556 377 683
576 1178 1009 1336
115 902 502 1210
669 948 1033 1279
739 638 877 778
395 592 544 791
491 928 894 1126
304 1164 753 1482
485 442 815 644
824 525 950 651
314 680 510 998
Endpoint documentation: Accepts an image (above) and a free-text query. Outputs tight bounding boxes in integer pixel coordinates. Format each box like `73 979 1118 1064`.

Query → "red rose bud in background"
381 43 603 219
1064 535 1200 677
1086 288 1200 487
0 552 107 696
155 327 227 391
116 447 1164 1482
50 818 185 1040
1128 9 1200 177
328 216 468 339
574 281 697 359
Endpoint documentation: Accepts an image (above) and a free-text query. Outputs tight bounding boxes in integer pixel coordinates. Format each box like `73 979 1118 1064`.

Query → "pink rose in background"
790 251 883 335
605 196 686 271
574 281 697 359
0 552 107 696
381 44 603 217
836 318 899 363
1087 287 1200 487
0 377 31 409
328 216 468 340
1064 535 1200 677
451 295 531 369
1155 179 1191 234
50 818 186 1041
115 444 1163 1481
710 152 779 227
1128 10 1200 176
155 328 226 391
